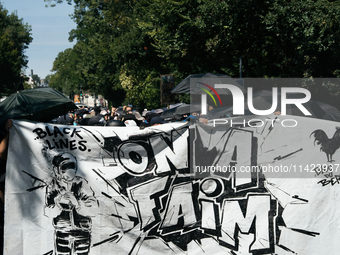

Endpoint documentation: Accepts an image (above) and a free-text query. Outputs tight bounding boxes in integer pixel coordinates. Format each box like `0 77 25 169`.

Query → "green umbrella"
0 87 77 123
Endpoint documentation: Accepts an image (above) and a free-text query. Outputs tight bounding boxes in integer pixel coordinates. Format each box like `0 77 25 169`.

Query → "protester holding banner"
0 119 13 203
0 119 12 254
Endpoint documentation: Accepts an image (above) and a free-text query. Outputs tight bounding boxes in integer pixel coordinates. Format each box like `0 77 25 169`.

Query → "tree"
0 4 32 96
32 74 41 87
45 0 340 109
261 0 340 77
49 47 83 95
23 81 31 90
44 74 52 86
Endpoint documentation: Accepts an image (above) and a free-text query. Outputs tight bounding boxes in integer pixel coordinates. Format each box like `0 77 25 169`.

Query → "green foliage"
49 47 85 95
23 82 31 90
47 0 340 109
32 74 41 87
262 0 340 77
0 4 32 96
120 69 161 109
44 74 52 85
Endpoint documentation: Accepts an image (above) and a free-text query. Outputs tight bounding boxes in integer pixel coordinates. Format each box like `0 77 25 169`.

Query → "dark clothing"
93 107 101 114
78 118 90 126
145 112 160 123
0 127 7 190
57 115 73 125
122 114 140 126
0 127 7 255
0 159 6 183
87 114 104 126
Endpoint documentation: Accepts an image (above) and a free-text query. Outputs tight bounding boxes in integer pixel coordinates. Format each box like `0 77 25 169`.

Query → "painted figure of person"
45 153 97 255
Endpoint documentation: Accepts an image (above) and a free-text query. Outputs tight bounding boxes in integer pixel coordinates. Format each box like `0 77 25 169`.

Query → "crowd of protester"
54 103 212 129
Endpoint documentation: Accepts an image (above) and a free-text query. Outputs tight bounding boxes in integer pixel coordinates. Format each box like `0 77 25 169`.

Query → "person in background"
72 112 83 126
88 106 104 126
102 111 113 124
122 114 139 126
83 109 94 119
183 112 199 122
142 109 148 117
145 112 161 124
111 106 118 119
57 114 74 125
125 106 133 114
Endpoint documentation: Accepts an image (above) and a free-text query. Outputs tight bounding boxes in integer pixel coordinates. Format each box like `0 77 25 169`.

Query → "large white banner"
4 116 340 254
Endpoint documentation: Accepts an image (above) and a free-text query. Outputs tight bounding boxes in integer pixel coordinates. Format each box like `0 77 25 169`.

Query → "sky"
1 0 76 80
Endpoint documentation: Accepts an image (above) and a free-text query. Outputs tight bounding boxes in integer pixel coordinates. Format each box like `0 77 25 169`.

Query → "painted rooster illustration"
310 127 340 162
